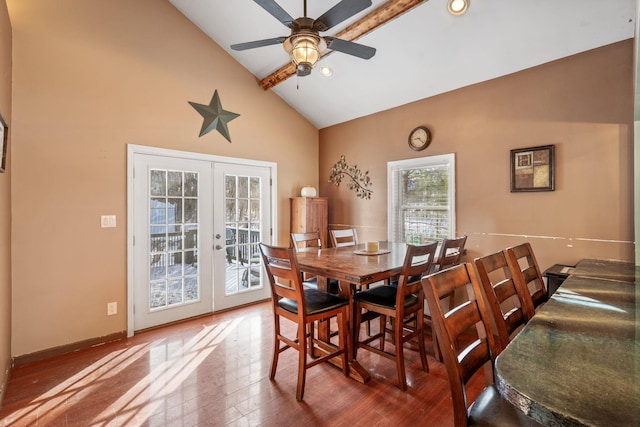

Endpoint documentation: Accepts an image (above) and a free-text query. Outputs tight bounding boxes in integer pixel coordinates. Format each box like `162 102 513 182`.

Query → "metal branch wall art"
328 155 373 200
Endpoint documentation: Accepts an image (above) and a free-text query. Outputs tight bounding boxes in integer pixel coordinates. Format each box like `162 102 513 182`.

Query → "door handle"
215 245 223 250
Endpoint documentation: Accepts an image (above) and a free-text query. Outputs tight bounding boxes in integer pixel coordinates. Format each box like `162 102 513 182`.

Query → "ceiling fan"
231 0 376 77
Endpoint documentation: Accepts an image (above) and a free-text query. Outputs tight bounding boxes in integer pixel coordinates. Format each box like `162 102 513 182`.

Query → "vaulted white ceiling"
169 0 636 129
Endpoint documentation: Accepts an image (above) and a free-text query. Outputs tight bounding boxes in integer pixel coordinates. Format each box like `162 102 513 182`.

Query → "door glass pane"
225 175 236 198
238 199 248 227
167 172 182 196
225 173 263 295
148 168 200 311
184 199 197 223
250 177 260 198
238 176 248 198
226 200 237 222
150 170 166 196
184 172 198 197
250 200 260 222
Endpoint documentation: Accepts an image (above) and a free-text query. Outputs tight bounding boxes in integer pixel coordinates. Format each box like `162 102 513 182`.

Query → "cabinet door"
290 197 328 247
307 198 328 247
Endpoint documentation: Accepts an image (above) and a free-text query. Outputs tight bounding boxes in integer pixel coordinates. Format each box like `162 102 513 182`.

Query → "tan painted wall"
320 40 635 272
8 0 319 357
0 0 12 400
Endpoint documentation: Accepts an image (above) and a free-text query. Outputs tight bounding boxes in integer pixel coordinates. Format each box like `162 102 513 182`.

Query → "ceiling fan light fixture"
284 34 327 74
448 0 469 15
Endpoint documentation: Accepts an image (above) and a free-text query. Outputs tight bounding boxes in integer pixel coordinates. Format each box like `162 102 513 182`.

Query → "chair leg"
432 332 442 362
270 316 281 380
379 315 387 351
296 322 307 401
394 318 407 391
417 316 429 373
307 322 317 358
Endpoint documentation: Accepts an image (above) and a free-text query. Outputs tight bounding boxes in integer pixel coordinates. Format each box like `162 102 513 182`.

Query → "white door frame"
127 144 278 337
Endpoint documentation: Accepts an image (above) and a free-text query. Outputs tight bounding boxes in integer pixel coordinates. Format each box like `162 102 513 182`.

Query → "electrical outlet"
107 302 117 316
101 215 116 228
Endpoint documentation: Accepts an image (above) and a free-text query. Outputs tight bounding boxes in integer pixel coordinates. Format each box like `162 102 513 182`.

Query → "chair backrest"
291 232 322 252
504 242 548 321
395 242 438 307
421 263 498 427
330 228 358 248
474 251 528 354
259 243 305 308
431 235 468 273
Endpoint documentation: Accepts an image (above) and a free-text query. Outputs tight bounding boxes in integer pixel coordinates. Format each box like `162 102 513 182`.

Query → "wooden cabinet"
290 197 328 248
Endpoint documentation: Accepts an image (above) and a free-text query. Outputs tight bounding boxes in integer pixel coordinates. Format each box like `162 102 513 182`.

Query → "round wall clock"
408 126 431 151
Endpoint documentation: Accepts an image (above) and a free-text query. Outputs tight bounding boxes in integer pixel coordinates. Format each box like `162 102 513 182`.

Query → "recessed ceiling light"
320 66 333 77
448 0 469 15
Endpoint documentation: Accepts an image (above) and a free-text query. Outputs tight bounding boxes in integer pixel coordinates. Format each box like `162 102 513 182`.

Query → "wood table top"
295 241 408 286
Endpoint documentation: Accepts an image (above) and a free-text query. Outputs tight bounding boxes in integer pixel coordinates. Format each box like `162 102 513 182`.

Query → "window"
388 154 456 243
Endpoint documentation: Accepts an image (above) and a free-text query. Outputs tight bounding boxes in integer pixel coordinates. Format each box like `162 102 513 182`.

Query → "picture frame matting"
510 144 555 192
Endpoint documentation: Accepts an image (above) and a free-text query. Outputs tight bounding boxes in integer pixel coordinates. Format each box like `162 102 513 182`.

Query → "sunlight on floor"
2 318 242 426
97 318 241 425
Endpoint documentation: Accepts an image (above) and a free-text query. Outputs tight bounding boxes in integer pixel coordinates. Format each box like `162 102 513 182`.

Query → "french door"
213 163 272 311
128 146 275 334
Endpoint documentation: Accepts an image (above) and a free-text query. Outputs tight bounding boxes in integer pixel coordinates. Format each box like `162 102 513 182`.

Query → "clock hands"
408 126 430 151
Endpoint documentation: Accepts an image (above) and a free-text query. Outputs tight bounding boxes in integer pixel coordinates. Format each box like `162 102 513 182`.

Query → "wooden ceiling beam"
259 0 425 91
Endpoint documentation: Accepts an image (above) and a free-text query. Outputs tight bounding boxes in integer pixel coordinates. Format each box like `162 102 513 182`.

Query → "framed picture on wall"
510 144 555 192
0 113 6 173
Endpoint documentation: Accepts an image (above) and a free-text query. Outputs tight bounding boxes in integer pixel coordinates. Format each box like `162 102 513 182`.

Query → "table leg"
315 276 332 342
315 276 371 383
339 280 371 384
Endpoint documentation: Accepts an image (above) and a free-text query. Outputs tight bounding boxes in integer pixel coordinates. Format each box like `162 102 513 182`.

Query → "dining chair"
474 250 528 354
259 243 350 401
327 228 381 335
291 232 339 294
424 235 468 361
421 263 542 426
329 228 358 248
504 242 548 322
430 235 468 273
291 232 322 252
353 242 438 390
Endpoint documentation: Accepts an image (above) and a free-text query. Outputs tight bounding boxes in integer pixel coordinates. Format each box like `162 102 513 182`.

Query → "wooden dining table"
295 241 409 383
494 258 639 426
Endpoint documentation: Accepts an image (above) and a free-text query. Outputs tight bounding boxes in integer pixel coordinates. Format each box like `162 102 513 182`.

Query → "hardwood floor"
0 301 485 426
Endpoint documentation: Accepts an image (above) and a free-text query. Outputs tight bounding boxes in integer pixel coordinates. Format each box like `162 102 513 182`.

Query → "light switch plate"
107 302 117 316
101 215 116 228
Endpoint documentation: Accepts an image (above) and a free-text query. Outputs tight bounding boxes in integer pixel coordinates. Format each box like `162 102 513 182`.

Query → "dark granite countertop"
495 260 639 426
572 258 638 282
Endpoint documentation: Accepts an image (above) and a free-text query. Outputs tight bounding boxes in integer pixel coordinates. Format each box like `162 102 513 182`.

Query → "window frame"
387 153 456 243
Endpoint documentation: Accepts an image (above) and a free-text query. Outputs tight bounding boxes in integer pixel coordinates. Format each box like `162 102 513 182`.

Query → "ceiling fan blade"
314 0 372 32
231 37 287 51
254 0 295 28
325 37 376 59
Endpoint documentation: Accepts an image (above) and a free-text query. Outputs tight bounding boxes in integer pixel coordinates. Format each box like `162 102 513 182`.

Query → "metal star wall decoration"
189 90 240 142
